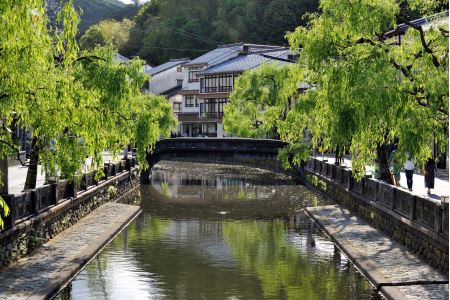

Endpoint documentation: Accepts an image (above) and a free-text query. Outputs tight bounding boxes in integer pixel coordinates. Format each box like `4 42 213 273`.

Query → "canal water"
56 161 383 300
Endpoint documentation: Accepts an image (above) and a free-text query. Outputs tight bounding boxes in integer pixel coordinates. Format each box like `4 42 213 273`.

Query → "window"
218 74 233 92
195 97 199 107
203 123 217 137
185 96 195 107
204 99 217 118
218 98 227 118
177 66 182 73
173 102 181 113
188 67 201 82
201 74 234 93
176 79 183 86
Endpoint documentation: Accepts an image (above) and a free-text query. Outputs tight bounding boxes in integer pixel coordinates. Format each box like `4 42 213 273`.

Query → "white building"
178 43 295 137
147 58 189 95
146 58 190 129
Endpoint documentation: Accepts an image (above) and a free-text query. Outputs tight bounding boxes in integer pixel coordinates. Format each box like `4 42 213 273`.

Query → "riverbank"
303 158 448 274
0 202 140 300
306 205 448 300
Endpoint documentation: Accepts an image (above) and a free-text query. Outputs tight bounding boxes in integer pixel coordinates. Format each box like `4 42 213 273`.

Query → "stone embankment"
0 158 138 268
0 202 140 300
303 158 448 274
307 205 448 300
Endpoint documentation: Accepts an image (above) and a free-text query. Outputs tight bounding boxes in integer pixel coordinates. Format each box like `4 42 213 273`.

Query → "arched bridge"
141 138 288 182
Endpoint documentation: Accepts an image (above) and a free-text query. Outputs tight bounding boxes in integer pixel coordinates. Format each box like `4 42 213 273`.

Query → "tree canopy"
223 63 300 139
121 0 319 65
79 18 134 51
0 0 176 227
225 0 448 181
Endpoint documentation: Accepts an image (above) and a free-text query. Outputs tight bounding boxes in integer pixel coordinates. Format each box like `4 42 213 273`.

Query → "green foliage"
223 0 448 180
79 26 108 50
0 0 176 227
79 18 134 51
124 0 319 65
223 64 299 139
47 0 139 34
107 185 118 196
285 0 448 179
223 219 374 298
223 63 312 169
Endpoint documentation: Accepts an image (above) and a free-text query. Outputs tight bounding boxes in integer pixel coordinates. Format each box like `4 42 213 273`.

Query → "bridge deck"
306 205 448 300
0 202 140 300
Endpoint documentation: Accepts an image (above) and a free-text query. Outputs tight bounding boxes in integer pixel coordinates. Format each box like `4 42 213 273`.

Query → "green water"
56 161 382 300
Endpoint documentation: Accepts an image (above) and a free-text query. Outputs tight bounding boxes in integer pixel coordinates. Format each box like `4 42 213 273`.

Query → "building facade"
145 58 190 129
177 43 294 137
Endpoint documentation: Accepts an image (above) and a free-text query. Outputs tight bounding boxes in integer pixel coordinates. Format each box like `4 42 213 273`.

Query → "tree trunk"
0 158 8 194
376 143 393 184
335 146 340 165
24 137 39 190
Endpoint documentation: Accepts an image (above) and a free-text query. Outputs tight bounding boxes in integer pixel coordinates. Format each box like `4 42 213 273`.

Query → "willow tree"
0 0 176 226
223 63 299 139
284 0 448 181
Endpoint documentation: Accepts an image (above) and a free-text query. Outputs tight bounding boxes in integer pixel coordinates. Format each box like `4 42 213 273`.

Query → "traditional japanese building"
177 43 295 137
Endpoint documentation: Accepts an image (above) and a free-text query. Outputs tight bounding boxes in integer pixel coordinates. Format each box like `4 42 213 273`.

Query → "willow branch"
400 18 441 68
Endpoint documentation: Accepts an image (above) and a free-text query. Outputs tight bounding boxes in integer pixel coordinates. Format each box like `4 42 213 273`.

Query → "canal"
56 161 383 300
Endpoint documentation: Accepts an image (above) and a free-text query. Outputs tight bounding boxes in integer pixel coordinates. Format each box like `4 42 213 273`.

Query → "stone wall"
0 163 139 269
303 158 449 275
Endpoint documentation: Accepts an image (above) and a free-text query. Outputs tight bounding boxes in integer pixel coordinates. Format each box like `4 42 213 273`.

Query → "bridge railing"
153 138 287 154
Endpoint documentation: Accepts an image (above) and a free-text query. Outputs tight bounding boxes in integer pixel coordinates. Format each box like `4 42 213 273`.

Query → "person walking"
404 156 414 191
424 158 436 195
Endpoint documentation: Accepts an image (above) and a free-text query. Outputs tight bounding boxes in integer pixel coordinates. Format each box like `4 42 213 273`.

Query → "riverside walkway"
314 154 449 201
0 202 140 300
7 153 124 195
307 205 449 300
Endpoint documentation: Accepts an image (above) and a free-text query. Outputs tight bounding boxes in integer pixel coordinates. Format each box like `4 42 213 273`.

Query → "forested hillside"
120 0 319 65
47 0 139 34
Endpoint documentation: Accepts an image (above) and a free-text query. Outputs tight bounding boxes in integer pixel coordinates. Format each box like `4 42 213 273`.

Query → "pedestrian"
424 158 436 195
404 156 414 191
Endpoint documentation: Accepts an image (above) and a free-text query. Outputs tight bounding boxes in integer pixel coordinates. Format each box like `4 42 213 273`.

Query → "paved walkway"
306 205 448 300
315 154 449 201
0 202 141 300
7 152 128 195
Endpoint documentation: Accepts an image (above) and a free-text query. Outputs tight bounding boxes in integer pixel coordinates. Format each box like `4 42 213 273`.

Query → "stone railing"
1 157 137 231
306 157 448 236
305 157 449 273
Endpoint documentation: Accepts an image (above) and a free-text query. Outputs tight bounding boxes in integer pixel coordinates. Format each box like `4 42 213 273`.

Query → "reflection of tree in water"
223 219 377 300
63 215 171 299
117 213 171 244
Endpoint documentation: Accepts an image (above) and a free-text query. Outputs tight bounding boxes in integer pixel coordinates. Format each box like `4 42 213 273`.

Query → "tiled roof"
184 43 285 67
147 58 190 76
385 10 448 37
162 85 183 98
197 49 293 75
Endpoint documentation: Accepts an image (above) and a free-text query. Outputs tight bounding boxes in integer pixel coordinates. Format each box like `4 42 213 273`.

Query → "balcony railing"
200 112 223 119
200 86 233 93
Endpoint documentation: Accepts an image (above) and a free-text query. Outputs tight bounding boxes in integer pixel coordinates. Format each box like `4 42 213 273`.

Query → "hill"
47 0 139 35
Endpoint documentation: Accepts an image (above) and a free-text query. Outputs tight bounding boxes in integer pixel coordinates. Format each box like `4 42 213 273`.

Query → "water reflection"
150 162 296 202
56 161 382 300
